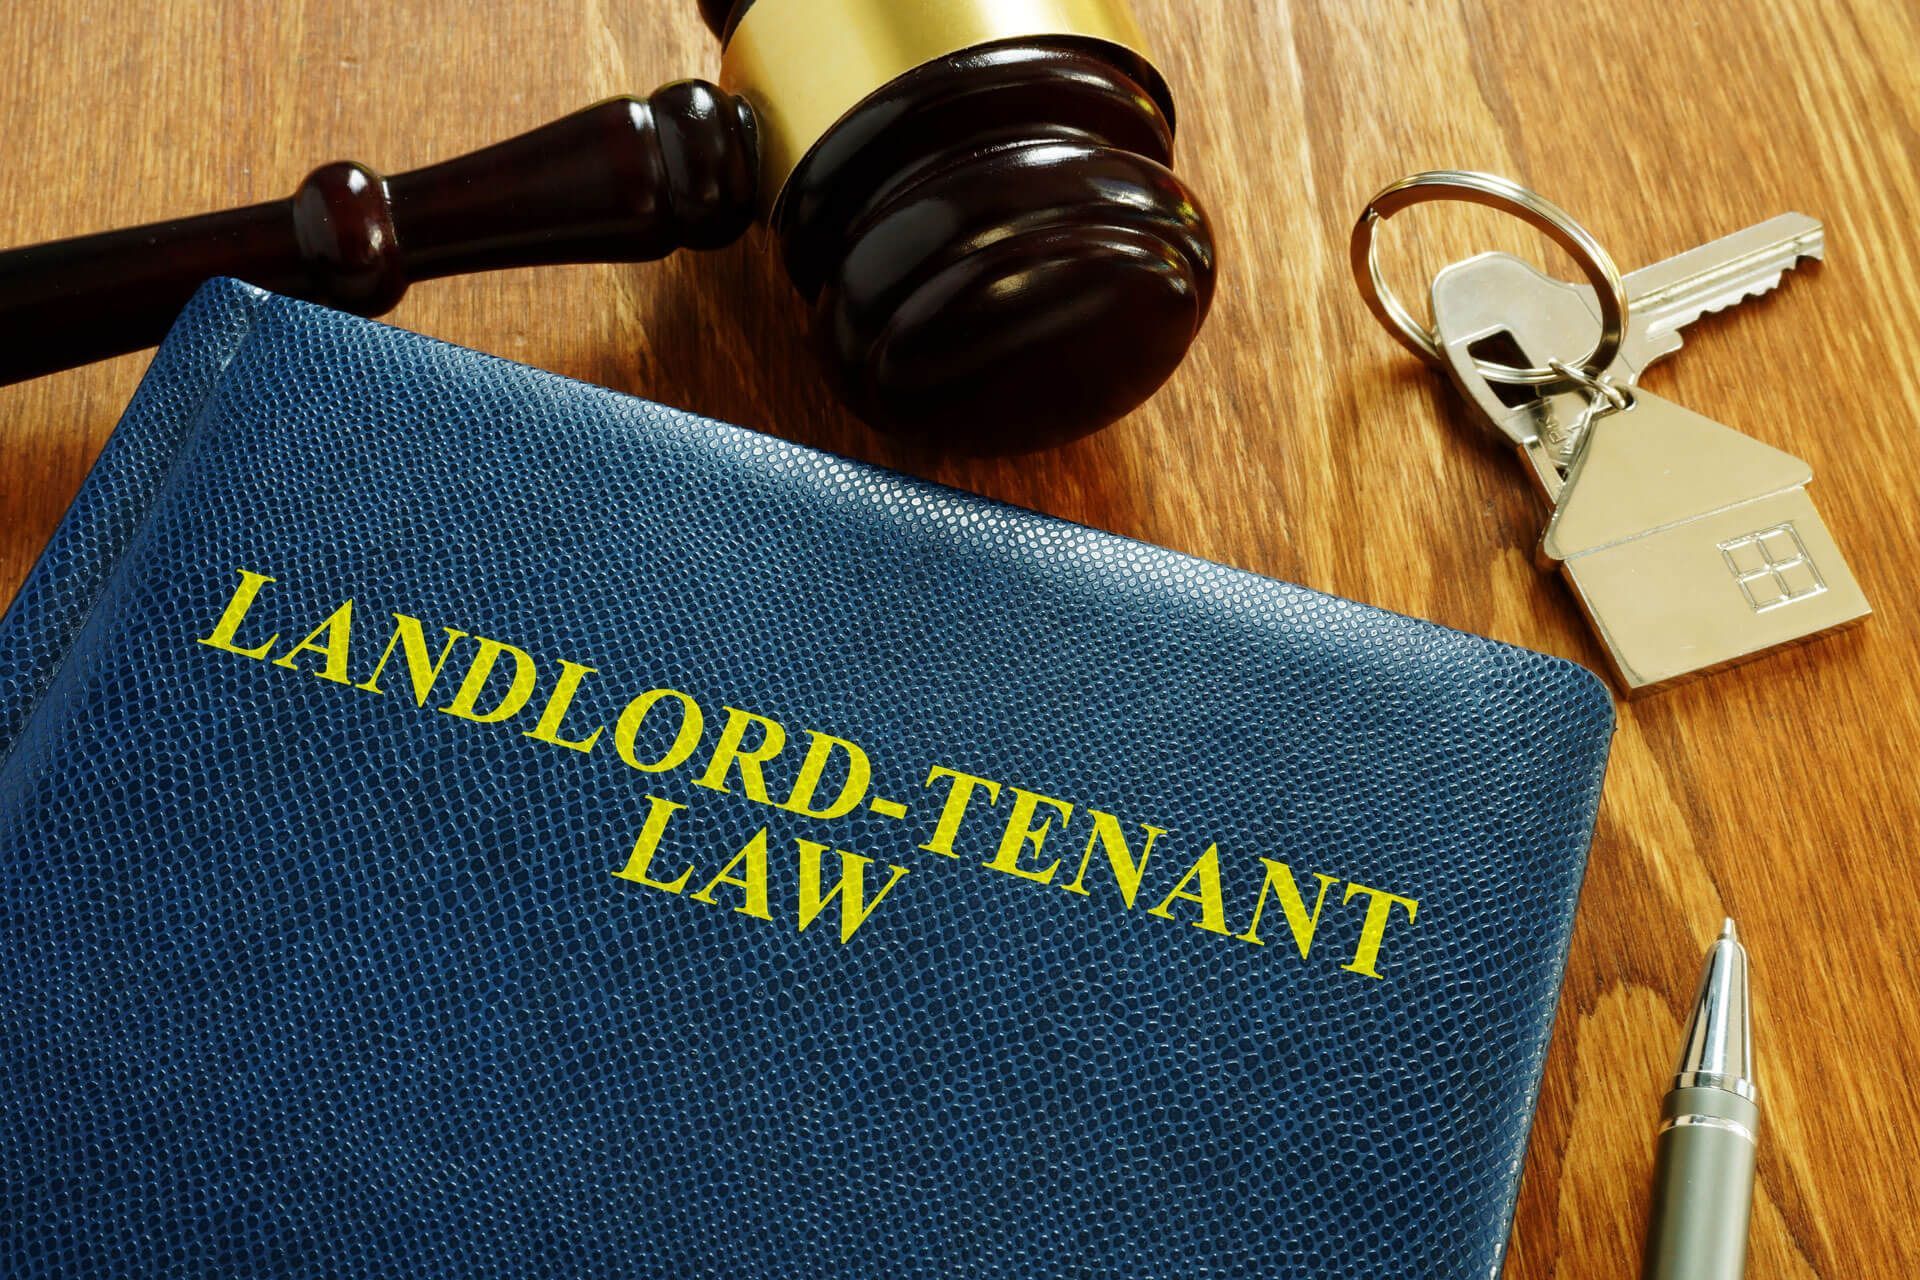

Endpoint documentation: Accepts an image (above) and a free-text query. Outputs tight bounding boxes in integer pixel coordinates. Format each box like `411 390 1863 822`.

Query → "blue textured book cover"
0 280 1612 1278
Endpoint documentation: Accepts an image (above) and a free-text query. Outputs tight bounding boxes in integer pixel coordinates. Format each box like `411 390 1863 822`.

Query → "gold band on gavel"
720 0 1160 217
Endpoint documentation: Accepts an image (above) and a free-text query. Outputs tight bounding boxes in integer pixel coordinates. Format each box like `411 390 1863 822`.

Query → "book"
0 279 1613 1278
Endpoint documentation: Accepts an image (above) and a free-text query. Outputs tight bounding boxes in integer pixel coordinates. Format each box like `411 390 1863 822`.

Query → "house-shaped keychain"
1541 389 1869 692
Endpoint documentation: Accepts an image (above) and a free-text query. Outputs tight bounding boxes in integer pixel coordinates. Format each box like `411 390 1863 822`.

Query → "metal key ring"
1349 170 1628 387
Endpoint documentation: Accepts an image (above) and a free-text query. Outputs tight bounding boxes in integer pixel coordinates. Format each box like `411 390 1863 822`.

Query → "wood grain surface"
3 2 1917 1274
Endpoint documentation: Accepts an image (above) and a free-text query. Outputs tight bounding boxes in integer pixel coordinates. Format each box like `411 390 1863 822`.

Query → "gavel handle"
0 83 757 385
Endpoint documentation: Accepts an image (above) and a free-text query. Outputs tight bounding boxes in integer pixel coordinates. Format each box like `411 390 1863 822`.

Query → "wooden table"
4 2 1916 1274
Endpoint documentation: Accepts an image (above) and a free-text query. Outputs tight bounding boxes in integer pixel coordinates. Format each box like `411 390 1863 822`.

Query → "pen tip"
1720 917 1737 942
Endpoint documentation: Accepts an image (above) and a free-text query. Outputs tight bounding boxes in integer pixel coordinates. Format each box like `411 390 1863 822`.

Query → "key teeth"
1666 272 1788 334
1653 239 1823 341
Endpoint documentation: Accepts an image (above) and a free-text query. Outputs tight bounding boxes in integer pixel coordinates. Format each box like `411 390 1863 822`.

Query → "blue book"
0 279 1612 1278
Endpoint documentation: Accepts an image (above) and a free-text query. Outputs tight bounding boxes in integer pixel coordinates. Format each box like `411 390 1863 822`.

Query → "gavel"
0 0 1214 450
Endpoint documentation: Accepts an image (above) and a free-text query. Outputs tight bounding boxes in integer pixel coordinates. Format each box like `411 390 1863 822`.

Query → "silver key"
1611 212 1824 374
1423 214 1865 694
1430 214 1824 468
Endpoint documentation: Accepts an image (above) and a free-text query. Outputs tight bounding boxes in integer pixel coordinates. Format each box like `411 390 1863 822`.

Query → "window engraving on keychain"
1720 524 1827 613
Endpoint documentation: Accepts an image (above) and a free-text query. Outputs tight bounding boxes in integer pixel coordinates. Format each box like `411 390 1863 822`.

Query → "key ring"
1546 358 1634 415
1350 170 1628 388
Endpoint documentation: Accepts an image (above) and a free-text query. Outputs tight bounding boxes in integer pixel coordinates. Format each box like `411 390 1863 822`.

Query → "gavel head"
700 0 1215 451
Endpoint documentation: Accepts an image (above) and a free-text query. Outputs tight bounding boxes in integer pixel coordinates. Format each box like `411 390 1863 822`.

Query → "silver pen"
1643 918 1759 1280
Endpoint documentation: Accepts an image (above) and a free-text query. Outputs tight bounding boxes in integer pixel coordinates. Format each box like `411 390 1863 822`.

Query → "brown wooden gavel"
0 0 1214 450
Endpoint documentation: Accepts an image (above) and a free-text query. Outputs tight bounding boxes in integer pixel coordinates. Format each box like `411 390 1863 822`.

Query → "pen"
1643 918 1758 1280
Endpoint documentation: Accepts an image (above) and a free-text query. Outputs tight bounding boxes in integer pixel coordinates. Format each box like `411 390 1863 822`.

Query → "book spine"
0 279 269 756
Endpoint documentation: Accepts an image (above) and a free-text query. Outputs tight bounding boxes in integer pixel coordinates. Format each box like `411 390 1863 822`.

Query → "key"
1425 217 1866 694
1429 214 1825 466
1609 212 1824 374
